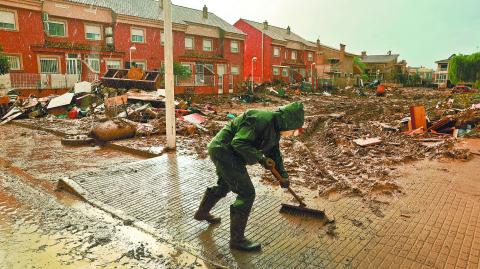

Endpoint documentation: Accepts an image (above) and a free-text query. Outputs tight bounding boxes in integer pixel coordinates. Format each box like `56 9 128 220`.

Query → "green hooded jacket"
208 102 304 178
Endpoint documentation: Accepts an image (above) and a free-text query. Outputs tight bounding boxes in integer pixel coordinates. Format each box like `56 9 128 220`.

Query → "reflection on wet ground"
0 125 208 268
0 173 209 269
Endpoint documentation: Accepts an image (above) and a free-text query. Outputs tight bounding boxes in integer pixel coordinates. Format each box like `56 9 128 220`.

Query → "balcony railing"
0 72 241 94
0 73 99 90
282 58 305 66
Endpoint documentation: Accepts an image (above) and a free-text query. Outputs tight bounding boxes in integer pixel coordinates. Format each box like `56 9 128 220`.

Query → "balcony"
0 73 100 90
282 58 305 67
32 41 116 53
318 64 340 74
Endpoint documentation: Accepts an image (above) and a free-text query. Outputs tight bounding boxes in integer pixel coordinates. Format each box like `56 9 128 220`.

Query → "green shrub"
0 46 10 75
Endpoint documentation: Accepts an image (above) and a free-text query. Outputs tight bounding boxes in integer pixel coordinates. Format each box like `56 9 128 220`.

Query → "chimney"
286 26 291 35
316 38 321 49
340 44 346 61
263 20 268 30
361 51 367 57
387 50 392 55
203 5 208 19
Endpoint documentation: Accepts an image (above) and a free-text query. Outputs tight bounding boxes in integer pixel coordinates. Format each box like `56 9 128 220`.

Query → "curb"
10 121 163 158
57 177 228 269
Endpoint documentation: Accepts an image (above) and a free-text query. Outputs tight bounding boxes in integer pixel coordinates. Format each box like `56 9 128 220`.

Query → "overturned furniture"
101 68 162 91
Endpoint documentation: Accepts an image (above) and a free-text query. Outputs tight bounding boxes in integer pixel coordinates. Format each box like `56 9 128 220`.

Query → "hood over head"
274 102 305 131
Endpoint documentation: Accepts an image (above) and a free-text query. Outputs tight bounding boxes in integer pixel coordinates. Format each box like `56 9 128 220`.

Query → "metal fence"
0 73 100 90
0 72 241 93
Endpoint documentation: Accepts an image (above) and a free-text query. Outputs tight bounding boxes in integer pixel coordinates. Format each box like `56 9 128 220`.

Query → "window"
273 47 280 57
273 67 280 76
161 32 165 46
48 20 66 37
85 25 101 40
203 39 213 52
231 66 240 75
185 37 194 50
0 10 16 30
134 61 147 70
39 57 60 74
308 52 313 61
195 63 214 84
437 74 447 83
231 41 239 53
131 28 145 43
6 55 21 70
291 51 297 60
86 55 100 73
282 68 288 77
106 59 121 70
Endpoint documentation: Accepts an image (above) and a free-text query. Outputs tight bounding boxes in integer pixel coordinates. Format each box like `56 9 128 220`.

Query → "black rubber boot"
194 188 222 224
229 205 261 252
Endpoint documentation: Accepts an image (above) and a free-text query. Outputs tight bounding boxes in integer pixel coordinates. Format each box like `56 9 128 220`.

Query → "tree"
354 57 369 81
0 46 10 75
406 73 421 86
173 62 192 81
449 52 480 85
161 62 192 81
393 69 407 84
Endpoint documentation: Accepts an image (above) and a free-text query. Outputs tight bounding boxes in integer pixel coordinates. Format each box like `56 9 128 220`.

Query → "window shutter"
86 25 101 35
131 29 144 36
0 11 15 25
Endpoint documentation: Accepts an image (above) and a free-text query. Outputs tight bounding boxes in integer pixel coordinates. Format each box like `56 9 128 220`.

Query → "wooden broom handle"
270 166 306 207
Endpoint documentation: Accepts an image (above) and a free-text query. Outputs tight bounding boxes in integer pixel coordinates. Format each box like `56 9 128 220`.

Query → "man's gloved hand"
259 157 275 170
278 177 290 189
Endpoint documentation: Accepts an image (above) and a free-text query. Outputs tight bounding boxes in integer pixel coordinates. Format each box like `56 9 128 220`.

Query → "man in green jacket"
194 102 305 252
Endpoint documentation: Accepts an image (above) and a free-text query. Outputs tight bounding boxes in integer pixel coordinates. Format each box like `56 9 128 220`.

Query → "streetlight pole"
163 0 176 149
129 46 136 67
311 62 316 90
251 56 257 92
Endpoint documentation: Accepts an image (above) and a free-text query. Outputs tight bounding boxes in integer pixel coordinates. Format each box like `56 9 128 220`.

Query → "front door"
66 54 82 82
217 64 225 94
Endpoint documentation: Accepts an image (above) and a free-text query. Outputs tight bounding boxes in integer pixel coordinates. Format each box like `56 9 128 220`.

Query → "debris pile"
276 88 480 199
0 81 271 145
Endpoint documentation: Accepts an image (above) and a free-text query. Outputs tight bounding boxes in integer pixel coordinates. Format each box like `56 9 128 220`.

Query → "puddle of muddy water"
0 176 208 269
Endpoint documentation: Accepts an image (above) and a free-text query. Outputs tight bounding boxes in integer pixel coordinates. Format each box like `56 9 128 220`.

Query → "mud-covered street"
1 88 480 268
0 126 208 269
0 0 479 267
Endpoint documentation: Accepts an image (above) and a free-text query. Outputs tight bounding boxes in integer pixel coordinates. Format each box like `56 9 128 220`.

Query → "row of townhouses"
0 0 358 94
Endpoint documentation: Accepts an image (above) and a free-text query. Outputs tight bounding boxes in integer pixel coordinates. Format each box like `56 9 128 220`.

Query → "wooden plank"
410 105 427 132
0 112 23 126
353 137 382 147
104 95 128 108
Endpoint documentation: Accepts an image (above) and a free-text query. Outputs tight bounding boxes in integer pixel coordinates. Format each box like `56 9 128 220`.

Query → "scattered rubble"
1 83 479 201
278 87 479 201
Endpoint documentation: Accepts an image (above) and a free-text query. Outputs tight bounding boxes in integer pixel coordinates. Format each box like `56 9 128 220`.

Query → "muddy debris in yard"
275 87 479 201
3 85 479 201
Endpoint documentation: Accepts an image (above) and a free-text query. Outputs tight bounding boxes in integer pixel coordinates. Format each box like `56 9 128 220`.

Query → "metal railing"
0 72 241 93
0 73 101 90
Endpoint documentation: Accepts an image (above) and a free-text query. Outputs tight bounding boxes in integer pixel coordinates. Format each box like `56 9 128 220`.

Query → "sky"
172 0 480 69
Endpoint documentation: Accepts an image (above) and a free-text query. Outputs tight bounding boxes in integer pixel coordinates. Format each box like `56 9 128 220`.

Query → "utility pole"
163 0 176 149
251 57 257 92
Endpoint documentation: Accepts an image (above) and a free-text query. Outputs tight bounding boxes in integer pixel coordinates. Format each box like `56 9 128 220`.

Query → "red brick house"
0 0 245 94
234 19 317 84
